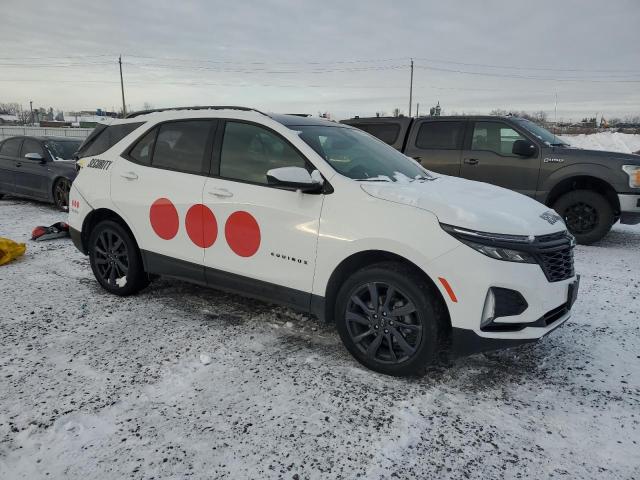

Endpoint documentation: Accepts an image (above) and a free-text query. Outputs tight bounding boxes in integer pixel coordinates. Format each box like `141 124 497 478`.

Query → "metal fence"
0 126 93 141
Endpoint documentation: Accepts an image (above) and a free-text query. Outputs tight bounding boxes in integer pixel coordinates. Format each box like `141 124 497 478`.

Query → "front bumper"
428 243 578 355
618 194 640 225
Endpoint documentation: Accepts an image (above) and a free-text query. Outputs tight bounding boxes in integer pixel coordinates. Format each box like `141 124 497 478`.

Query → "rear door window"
357 123 401 145
415 121 465 150
151 120 212 174
0 138 23 157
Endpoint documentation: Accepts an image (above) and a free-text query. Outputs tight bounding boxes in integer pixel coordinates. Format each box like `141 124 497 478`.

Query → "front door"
15 138 50 199
202 120 324 307
0 137 23 194
403 119 466 176
460 120 540 197
110 119 218 282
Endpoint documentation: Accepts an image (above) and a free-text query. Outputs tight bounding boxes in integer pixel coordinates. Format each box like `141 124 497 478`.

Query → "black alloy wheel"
345 282 422 364
563 202 598 234
88 220 149 296
93 228 129 288
335 261 443 376
53 178 71 211
553 189 614 245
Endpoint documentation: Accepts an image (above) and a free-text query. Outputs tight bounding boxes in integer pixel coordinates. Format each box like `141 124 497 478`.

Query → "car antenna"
553 92 558 147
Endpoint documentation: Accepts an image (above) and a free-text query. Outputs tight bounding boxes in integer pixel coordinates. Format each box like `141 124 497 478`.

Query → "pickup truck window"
415 121 465 150
471 121 525 157
357 123 401 145
297 125 427 182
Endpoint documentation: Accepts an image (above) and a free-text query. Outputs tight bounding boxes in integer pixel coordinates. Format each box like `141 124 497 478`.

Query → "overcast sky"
2 0 639 120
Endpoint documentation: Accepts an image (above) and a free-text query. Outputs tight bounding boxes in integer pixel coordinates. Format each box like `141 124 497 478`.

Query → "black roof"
1 135 82 142
269 114 344 127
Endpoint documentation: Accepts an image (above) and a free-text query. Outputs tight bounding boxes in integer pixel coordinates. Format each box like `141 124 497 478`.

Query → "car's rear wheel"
553 190 614 244
53 177 71 211
335 261 444 376
88 220 149 296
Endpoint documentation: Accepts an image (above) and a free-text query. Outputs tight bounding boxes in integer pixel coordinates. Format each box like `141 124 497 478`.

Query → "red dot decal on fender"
225 211 261 257
149 198 179 240
185 204 218 248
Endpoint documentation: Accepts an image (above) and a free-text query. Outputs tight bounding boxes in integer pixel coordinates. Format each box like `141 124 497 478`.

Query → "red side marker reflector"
438 277 458 303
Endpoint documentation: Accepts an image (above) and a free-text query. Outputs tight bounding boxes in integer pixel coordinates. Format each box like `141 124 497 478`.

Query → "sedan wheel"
53 178 71 211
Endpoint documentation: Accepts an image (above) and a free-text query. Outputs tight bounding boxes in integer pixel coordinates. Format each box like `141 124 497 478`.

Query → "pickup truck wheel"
88 220 149 296
335 261 442 377
553 190 614 245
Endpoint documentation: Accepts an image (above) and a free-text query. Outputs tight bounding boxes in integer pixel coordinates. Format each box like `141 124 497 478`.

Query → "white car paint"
68 108 577 359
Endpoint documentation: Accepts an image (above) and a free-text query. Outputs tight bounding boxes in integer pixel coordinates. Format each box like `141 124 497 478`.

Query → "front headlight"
441 224 537 264
622 165 640 188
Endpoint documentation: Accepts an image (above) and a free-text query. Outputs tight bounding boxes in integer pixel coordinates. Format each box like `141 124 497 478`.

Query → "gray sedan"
0 136 81 210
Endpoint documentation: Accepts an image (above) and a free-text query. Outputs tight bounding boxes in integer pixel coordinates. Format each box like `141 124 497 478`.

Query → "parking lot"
0 198 639 479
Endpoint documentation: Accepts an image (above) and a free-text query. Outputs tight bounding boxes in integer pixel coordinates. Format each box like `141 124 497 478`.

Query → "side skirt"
141 250 316 315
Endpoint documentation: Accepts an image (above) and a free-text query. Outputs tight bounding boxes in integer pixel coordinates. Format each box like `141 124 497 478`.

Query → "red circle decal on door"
149 198 179 240
185 204 218 248
225 211 261 257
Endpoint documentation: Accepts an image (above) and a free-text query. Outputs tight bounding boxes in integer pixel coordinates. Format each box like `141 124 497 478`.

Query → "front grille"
531 232 575 282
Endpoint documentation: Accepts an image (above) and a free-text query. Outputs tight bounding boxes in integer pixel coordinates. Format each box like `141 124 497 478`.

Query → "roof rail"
124 105 269 119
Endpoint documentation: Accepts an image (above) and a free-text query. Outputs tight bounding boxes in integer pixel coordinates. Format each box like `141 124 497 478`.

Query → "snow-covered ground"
560 132 640 154
1 199 639 479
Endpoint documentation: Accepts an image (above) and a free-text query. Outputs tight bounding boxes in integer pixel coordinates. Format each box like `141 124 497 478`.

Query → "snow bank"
560 132 640 154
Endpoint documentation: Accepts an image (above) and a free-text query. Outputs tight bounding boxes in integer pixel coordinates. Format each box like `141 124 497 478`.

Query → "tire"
334 261 445 377
88 220 149 296
553 190 614 245
53 177 71 211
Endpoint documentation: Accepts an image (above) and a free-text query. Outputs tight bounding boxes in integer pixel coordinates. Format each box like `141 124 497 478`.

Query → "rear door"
0 137 23 194
111 119 217 282
403 119 466 176
15 138 50 199
460 120 540 197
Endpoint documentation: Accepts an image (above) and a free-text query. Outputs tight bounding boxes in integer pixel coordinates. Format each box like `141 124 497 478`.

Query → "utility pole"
29 100 33 126
119 55 126 117
409 58 414 117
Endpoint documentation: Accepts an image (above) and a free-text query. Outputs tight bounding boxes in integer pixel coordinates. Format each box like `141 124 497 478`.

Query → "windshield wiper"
355 178 391 182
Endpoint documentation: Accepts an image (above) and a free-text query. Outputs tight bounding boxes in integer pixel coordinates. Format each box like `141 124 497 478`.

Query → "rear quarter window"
78 122 143 158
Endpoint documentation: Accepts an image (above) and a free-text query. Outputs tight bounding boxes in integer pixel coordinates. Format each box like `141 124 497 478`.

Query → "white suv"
69 106 579 376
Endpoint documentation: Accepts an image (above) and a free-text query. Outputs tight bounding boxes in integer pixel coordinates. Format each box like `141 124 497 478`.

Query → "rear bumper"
69 226 86 254
619 194 640 224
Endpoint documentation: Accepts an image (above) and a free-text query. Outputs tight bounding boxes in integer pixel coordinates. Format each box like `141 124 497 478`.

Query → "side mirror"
512 139 537 157
25 152 46 162
266 167 324 193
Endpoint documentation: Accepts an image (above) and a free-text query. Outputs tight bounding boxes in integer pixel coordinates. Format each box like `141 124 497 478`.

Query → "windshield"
45 139 82 160
513 118 568 146
296 125 431 182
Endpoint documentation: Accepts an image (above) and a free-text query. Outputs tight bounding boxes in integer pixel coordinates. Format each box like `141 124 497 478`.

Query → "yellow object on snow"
0 238 26 266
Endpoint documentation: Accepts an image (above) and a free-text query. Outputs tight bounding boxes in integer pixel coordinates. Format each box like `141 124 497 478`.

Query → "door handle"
120 171 138 180
208 188 233 198
412 156 423 163
15 162 22 167
464 158 479 165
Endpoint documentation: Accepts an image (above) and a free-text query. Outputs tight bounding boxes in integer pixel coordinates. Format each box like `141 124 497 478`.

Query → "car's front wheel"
553 190 614 244
53 177 71 211
335 261 445 376
88 220 149 296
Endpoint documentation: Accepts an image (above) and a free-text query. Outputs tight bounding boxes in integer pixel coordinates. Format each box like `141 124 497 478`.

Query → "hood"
553 145 640 164
360 176 566 236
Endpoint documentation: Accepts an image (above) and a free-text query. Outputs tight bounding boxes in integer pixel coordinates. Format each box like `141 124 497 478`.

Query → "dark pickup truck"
341 115 640 244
